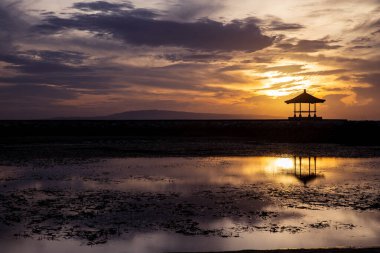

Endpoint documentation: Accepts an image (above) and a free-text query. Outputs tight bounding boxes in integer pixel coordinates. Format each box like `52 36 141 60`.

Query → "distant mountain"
52 110 275 120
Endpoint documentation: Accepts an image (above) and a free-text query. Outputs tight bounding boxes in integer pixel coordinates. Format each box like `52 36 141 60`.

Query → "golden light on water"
262 157 295 176
274 158 293 169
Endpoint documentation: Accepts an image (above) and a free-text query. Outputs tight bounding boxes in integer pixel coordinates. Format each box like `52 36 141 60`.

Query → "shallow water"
0 156 379 252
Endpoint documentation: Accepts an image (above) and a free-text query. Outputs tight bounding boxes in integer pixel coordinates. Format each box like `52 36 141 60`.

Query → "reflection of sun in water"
264 157 294 175
274 158 293 169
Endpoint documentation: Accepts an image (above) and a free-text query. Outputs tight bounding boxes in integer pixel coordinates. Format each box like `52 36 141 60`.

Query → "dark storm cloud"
300 69 347 76
0 1 28 53
36 6 274 52
352 73 380 103
0 74 114 91
277 39 341 52
0 50 120 92
217 64 252 72
351 36 372 44
0 52 91 74
162 52 232 62
351 7 380 33
73 1 134 12
336 75 351 81
350 45 373 49
0 83 81 120
365 18 380 29
241 56 275 64
247 16 304 31
24 50 87 64
349 34 378 50
357 72 380 87
165 0 224 21
108 63 212 90
268 20 305 31
0 84 76 100
0 47 235 96
0 49 231 93
290 54 380 72
332 72 380 109
1 49 87 65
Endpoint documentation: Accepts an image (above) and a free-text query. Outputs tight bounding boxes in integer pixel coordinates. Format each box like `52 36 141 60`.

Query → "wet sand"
1 156 379 252
1 121 380 252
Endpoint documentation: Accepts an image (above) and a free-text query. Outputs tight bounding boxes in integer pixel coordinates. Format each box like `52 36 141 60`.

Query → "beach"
0 121 379 252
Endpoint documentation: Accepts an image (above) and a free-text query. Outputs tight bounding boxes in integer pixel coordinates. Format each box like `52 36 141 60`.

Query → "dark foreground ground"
1 120 380 144
1 120 379 252
1 120 380 160
1 138 380 163
169 248 380 253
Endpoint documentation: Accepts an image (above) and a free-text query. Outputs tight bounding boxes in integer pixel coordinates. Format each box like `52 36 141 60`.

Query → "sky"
0 0 379 119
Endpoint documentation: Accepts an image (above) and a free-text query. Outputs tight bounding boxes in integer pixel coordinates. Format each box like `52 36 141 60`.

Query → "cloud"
300 69 347 76
36 7 274 52
0 84 76 100
0 52 91 74
289 54 380 72
0 1 29 53
306 8 343 18
265 64 305 73
0 50 120 93
165 0 224 21
162 52 232 62
241 16 304 32
351 36 372 44
357 72 380 86
0 84 79 119
352 73 380 108
277 39 341 52
73 1 134 12
350 45 374 49
268 20 305 31
23 50 87 64
1 0 379 119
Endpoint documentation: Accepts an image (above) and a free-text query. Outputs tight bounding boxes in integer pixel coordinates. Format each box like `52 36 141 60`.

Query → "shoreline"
168 247 380 253
1 139 380 163
1 120 380 145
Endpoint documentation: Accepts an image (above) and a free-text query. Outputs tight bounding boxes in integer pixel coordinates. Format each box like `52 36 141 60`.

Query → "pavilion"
285 89 325 120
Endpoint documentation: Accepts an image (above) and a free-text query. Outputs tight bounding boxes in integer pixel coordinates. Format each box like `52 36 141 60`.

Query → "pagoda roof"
285 89 325 104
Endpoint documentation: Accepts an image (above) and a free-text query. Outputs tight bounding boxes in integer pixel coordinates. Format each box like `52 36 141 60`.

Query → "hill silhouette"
52 110 273 120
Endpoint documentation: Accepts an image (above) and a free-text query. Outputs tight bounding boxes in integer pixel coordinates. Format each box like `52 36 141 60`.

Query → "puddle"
0 156 379 252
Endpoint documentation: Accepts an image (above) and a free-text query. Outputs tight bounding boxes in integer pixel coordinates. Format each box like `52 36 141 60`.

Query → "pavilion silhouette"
285 89 325 120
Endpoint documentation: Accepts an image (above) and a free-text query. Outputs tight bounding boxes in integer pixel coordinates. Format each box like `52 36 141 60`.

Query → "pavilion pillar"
314 104 317 117
314 156 316 174
308 103 310 117
299 103 302 117
308 156 311 175
293 103 296 118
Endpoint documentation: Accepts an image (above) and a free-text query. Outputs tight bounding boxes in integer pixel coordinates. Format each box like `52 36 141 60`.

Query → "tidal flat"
0 148 379 253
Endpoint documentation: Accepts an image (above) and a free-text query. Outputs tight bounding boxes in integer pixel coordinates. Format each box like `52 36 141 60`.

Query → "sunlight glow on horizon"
1 0 379 119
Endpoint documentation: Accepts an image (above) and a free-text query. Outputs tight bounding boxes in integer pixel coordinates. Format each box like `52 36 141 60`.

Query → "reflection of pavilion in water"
292 156 323 185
